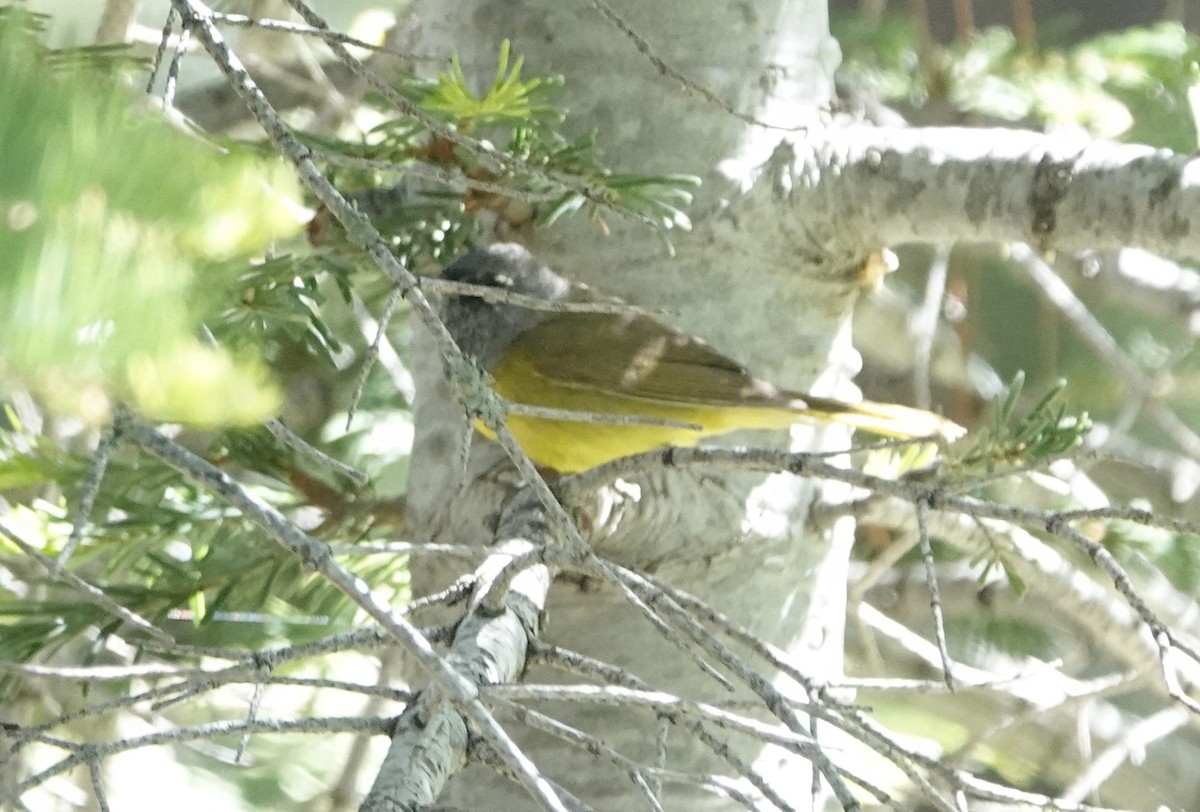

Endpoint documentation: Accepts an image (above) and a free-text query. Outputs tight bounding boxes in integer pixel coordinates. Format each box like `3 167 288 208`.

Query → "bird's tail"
788 394 966 441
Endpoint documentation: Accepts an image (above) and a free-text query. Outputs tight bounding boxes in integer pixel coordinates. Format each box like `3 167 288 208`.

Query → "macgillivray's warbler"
438 243 964 474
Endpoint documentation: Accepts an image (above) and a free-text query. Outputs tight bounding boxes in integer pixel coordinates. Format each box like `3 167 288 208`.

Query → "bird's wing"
506 312 783 407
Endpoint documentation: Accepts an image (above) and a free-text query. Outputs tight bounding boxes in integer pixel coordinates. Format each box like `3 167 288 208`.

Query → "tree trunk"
398 1 871 809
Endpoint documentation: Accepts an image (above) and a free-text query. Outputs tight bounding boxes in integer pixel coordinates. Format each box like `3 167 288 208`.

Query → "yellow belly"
481 354 795 473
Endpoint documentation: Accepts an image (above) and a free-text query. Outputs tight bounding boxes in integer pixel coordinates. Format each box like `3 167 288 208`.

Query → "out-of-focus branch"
95 0 139 44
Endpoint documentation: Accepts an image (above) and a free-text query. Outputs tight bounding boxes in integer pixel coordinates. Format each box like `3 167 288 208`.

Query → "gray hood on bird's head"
438 243 571 370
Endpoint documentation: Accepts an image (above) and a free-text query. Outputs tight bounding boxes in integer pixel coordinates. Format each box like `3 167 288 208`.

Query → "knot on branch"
250 648 282 672
297 539 332 572
1029 152 1076 250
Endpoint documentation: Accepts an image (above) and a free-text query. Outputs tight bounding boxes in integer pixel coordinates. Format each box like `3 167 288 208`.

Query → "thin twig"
265 418 370 486
17 716 390 794
916 499 955 689
346 283 405 429
0 520 172 644
145 8 179 94
209 11 443 63
912 243 950 410
1011 242 1200 459
584 0 804 133
278 0 639 224
119 403 564 811
57 423 122 571
163 20 191 108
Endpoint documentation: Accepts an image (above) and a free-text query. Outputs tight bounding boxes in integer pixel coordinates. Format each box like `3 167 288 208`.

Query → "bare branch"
815 126 1200 257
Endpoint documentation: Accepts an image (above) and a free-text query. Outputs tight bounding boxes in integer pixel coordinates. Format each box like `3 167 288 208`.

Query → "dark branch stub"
1028 153 1075 251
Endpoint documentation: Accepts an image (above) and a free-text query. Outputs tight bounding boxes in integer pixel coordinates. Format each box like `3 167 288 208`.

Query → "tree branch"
361 489 554 810
812 125 1200 257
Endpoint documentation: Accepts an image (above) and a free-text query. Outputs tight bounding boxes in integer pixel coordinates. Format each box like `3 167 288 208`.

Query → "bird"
436 243 964 473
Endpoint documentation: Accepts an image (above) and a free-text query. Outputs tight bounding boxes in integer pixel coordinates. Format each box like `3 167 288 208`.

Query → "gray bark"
396 1 858 810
